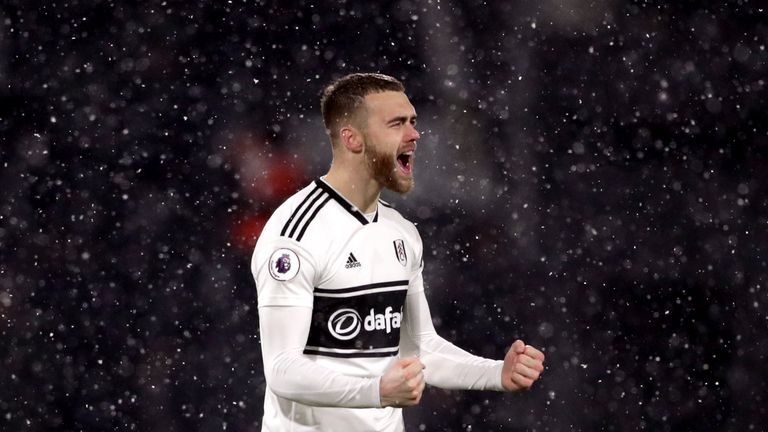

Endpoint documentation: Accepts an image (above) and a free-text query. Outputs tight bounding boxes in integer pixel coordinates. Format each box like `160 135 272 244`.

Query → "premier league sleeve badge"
268 248 301 281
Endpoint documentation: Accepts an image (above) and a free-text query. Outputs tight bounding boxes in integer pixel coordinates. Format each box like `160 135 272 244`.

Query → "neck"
324 160 381 213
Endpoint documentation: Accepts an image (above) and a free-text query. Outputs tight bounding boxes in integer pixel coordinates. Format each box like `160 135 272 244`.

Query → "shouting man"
251 73 545 431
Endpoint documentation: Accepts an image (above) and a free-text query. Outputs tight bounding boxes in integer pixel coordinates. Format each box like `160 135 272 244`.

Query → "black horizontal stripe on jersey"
305 286 408 355
315 179 378 225
314 280 409 296
280 186 322 237
303 347 400 358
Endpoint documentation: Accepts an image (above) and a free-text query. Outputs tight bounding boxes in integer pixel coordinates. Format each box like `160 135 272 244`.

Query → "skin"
325 90 419 213
324 90 545 406
502 340 546 391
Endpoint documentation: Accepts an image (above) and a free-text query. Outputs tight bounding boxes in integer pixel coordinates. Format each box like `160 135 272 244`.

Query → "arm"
401 271 545 391
258 305 382 407
400 273 505 391
254 239 425 407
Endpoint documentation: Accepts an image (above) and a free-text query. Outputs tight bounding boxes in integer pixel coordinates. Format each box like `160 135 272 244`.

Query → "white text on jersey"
363 306 402 335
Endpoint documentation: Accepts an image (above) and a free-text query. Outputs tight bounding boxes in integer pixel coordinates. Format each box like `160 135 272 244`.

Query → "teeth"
401 151 413 156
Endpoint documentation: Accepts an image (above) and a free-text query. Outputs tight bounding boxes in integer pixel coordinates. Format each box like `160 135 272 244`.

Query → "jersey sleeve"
253 236 382 407
406 223 425 293
258 305 382 407
400 230 505 391
252 237 317 308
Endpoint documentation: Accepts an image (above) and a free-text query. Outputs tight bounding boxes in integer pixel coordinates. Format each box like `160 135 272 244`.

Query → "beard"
364 138 414 194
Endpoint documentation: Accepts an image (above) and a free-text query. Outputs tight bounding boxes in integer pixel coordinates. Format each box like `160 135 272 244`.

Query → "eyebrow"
386 115 417 124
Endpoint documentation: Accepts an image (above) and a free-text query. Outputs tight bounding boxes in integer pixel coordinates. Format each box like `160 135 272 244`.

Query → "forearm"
417 332 504 391
266 347 381 407
402 288 504 391
260 306 381 407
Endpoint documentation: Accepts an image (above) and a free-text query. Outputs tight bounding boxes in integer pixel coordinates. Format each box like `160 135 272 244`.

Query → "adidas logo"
345 253 362 269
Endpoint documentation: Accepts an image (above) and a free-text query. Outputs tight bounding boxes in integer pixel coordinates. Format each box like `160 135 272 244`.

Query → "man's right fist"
379 357 426 407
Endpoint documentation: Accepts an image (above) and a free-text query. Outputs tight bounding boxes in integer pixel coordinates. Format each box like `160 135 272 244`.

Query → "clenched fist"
501 340 545 391
379 357 426 407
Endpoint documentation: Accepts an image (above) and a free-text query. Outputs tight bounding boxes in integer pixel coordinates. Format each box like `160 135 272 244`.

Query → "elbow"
263 354 315 404
264 361 296 400
265 371 304 403
265 375 326 407
265 379 293 401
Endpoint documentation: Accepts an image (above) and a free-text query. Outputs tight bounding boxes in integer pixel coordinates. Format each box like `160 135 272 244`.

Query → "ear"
339 125 364 154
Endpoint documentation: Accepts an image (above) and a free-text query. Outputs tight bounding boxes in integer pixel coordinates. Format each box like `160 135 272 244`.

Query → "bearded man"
251 73 545 431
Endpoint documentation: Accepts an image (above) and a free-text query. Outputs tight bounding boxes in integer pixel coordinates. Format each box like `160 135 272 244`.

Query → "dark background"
1 1 766 431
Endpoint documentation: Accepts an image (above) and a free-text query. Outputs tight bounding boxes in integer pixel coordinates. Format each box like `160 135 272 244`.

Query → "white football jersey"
252 178 422 431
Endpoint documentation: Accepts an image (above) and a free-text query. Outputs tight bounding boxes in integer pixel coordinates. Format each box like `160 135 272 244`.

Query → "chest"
320 223 412 288
303 223 414 356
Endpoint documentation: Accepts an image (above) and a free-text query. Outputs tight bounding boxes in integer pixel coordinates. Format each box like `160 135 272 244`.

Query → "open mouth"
396 151 413 174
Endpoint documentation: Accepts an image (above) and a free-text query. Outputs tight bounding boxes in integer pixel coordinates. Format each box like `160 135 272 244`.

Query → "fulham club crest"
393 239 407 266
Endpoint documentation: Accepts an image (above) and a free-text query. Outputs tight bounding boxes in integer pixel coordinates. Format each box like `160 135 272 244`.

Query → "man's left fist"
501 339 545 391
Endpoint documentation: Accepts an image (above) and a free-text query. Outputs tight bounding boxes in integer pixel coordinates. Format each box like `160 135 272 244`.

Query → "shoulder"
254 181 345 261
258 181 329 242
377 200 421 242
252 182 333 279
377 200 424 272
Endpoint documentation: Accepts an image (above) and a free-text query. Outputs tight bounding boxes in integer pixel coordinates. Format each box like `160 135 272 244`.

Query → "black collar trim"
315 179 378 225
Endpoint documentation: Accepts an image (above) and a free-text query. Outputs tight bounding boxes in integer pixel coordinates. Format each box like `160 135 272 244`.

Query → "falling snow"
1 1 766 431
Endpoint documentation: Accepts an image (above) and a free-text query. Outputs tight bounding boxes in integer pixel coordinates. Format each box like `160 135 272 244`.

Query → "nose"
407 123 420 142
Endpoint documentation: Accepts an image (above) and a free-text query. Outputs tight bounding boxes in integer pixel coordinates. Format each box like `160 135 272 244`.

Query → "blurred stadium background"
1 1 766 430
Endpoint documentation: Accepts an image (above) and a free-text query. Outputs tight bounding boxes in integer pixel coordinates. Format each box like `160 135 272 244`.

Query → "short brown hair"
320 73 405 142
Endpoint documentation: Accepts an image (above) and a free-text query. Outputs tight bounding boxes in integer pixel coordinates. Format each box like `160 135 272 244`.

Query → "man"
251 73 545 431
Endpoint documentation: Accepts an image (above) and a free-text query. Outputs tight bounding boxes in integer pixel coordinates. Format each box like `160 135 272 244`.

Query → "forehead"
363 91 415 119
